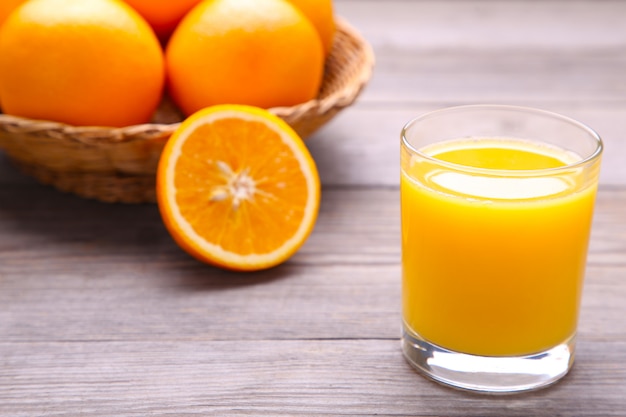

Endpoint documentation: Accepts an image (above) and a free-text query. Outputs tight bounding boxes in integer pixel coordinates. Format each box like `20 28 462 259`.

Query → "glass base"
401 324 575 394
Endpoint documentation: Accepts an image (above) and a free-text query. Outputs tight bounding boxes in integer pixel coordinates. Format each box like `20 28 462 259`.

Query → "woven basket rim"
0 17 374 146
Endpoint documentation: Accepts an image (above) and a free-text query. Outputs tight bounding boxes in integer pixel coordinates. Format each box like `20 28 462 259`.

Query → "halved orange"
156 104 321 271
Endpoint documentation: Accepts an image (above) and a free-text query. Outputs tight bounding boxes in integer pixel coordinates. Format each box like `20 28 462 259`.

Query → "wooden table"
1 1 625 415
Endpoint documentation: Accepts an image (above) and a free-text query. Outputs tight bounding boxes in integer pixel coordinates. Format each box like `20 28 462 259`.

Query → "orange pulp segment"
157 105 321 271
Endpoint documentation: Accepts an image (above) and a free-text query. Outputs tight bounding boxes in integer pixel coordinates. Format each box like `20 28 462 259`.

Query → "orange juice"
401 138 599 356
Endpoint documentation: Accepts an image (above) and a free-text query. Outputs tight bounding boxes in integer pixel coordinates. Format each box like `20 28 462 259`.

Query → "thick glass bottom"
401 323 575 393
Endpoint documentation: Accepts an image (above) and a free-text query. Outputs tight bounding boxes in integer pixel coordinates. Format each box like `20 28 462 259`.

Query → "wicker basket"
0 18 374 203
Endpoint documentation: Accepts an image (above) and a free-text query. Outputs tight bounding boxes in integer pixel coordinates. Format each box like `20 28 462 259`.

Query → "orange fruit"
166 0 324 116
0 0 26 105
157 104 321 271
121 0 202 41
0 0 165 127
0 0 26 28
287 0 336 56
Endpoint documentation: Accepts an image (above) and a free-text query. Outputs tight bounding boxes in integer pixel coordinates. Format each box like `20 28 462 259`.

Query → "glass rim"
401 104 604 176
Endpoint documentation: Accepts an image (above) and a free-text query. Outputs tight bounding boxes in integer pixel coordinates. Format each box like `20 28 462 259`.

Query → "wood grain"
1 340 625 417
315 0 626 187
0 186 625 416
308 105 626 187
1 1 625 415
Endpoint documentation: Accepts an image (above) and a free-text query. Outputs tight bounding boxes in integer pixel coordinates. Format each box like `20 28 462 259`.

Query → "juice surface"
401 138 598 356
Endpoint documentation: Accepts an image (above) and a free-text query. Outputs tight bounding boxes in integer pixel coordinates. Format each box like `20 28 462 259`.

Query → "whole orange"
0 0 165 127
166 0 324 116
0 0 27 105
0 0 26 28
122 0 202 40
287 0 336 56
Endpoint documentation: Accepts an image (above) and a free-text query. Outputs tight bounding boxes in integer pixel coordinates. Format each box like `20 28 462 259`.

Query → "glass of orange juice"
400 105 603 393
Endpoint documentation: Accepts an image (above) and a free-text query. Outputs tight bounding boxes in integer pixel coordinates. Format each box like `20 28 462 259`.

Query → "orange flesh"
173 118 309 255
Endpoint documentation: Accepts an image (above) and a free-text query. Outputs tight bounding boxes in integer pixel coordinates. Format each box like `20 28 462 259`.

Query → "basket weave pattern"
0 19 374 203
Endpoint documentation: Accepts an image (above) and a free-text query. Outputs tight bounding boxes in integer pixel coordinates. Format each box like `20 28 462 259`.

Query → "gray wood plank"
309 104 626 187
1 1 625 415
361 49 626 104
335 0 626 102
1 339 625 416
336 0 626 52
1 187 624 344
308 0 626 187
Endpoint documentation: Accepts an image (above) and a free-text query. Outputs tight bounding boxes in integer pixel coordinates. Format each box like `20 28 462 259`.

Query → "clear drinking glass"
400 105 603 393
